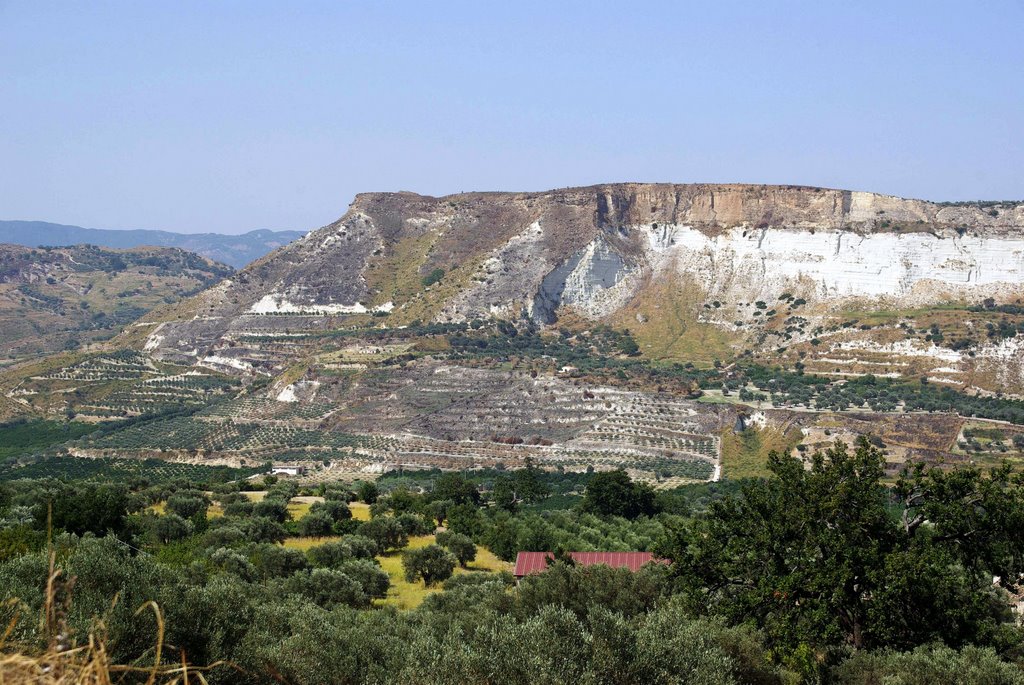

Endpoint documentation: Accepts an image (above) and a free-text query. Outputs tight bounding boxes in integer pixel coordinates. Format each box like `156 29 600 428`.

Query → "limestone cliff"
134 183 1024 391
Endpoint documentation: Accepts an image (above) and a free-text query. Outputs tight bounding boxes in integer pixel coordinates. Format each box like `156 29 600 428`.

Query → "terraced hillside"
4 184 1024 484
0 244 232 361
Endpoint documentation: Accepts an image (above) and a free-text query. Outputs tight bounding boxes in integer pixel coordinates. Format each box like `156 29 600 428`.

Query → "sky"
1 1 1022 234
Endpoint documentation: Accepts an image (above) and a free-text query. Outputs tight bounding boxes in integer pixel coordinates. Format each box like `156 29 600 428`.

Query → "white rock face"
276 380 321 403
559 239 640 318
641 224 1024 304
834 339 965 364
143 323 167 352
444 221 554 321
199 354 253 373
248 294 393 315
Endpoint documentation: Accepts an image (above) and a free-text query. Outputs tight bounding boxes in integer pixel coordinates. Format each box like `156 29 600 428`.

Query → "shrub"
421 268 445 287
831 644 1024 685
284 568 367 608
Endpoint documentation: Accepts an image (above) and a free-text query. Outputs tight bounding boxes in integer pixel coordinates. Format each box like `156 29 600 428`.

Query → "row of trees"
3 438 1024 682
2 531 1021 684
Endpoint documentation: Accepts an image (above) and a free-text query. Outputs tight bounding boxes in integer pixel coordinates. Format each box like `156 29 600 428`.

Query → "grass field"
350 501 371 521
611 272 734 365
720 425 802 479
147 500 224 518
374 534 511 609
283 535 343 551
287 500 312 520
283 531 512 610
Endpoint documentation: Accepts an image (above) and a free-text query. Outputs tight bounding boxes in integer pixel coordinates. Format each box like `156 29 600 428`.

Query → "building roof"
513 551 664 577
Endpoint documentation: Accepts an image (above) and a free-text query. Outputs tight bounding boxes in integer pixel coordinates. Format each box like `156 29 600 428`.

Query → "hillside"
0 220 306 268
0 244 232 361
5 184 1024 487
141 183 1024 390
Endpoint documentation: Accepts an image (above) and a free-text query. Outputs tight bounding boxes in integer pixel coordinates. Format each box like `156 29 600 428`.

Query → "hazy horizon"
0 217 301 236
2 1 1021 234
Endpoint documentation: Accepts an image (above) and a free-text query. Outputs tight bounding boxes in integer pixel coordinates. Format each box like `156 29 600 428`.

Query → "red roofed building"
513 551 666 580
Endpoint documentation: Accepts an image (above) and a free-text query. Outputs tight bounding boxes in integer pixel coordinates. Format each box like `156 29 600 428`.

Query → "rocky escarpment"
135 183 1024 378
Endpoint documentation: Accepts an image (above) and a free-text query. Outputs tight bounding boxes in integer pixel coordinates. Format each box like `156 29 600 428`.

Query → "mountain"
0 221 306 269
140 183 1024 388
0 244 232 361
6 184 1024 485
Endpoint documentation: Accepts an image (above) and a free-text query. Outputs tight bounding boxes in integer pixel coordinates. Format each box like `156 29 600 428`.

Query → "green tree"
514 458 550 503
153 513 192 543
166 493 208 520
430 473 481 506
337 559 390 601
43 483 130 536
250 543 309 580
378 486 421 516
239 516 287 544
357 481 379 504
402 544 456 586
581 470 658 519
309 499 351 523
435 531 476 567
492 475 517 511
659 438 1024 655
284 568 367 608
446 503 486 537
306 536 379 568
395 512 431 536
253 499 289 522
358 517 409 552
299 511 335 538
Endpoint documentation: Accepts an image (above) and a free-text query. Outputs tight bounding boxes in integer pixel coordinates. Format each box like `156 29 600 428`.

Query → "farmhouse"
513 551 666 581
269 465 307 477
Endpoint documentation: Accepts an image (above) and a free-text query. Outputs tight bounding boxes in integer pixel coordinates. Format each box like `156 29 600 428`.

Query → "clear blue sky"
1 1 1022 234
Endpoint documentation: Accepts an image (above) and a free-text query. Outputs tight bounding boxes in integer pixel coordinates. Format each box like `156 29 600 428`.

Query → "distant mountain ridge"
0 243 232 361
0 220 306 269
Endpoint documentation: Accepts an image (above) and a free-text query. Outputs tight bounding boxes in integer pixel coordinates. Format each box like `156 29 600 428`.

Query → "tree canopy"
658 438 1024 657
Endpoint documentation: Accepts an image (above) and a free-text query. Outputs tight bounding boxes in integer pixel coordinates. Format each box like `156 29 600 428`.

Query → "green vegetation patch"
0 455 261 483
0 419 95 460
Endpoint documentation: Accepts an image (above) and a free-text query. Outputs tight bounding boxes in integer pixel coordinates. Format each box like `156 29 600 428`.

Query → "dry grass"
349 502 371 521
285 501 311 521
611 271 734 366
720 425 803 479
1 550 229 685
282 535 342 551
146 502 223 519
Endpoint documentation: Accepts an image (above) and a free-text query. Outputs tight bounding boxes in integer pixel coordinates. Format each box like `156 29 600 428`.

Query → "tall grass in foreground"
1 529 226 684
